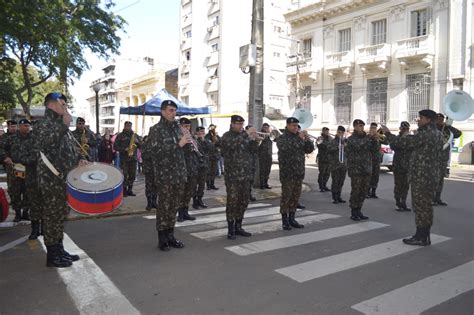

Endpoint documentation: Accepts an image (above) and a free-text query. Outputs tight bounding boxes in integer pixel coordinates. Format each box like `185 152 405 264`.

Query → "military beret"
286 117 299 124
353 119 365 126
337 125 346 132
161 100 177 110
179 117 191 125
76 117 85 123
231 115 245 123
419 109 437 120
322 127 329 131
400 121 410 128
124 121 132 125
370 122 378 128
44 92 67 105
18 119 31 125
7 120 17 126
196 126 205 132
437 113 445 119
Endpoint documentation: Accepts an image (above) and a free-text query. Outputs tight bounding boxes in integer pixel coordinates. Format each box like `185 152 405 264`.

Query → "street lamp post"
92 83 103 134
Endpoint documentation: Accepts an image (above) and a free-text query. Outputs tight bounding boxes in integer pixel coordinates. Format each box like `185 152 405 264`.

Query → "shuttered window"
338 28 351 52
372 19 387 45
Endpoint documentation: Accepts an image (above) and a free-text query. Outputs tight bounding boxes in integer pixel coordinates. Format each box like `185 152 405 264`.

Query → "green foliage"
0 0 126 118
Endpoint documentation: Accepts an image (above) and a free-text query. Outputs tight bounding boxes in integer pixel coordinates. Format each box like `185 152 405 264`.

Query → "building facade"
285 0 473 162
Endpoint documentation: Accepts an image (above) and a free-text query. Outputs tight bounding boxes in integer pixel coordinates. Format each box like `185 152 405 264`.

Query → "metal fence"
334 82 352 125
406 73 431 123
367 78 388 123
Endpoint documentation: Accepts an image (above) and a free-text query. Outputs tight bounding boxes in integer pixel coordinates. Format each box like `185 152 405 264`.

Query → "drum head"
67 162 123 192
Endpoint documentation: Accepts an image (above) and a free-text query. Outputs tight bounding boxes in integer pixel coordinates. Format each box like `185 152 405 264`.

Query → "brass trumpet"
256 129 281 141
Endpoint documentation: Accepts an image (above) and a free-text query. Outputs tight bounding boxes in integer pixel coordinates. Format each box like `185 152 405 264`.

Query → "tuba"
292 108 313 130
128 132 137 157
441 90 474 149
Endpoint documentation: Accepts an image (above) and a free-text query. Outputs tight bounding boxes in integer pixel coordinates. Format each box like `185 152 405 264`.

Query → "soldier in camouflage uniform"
245 125 258 201
71 117 97 161
221 115 258 239
346 119 378 221
113 121 141 197
141 136 158 211
316 127 331 192
205 124 220 190
433 113 462 206
147 100 189 251
194 126 211 209
327 126 347 204
258 123 273 189
381 109 443 246
367 123 386 199
177 117 197 222
277 117 315 230
390 121 412 211
32 93 86 267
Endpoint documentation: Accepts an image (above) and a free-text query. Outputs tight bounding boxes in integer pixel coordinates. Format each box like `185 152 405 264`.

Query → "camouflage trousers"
349 175 370 209
156 182 184 231
144 171 157 196
393 170 410 202
120 159 137 187
208 159 218 181
195 167 208 198
180 176 198 208
38 173 70 246
317 161 330 188
26 178 42 222
369 159 381 189
330 166 346 194
280 179 303 215
259 156 272 183
7 172 27 210
225 179 250 221
433 167 447 198
412 180 434 227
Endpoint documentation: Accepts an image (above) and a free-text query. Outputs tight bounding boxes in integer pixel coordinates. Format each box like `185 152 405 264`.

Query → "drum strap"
40 151 61 177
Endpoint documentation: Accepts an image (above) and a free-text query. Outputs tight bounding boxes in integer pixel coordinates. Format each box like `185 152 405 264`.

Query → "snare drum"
67 163 123 215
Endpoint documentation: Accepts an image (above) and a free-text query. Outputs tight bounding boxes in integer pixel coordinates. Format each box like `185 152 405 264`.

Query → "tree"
0 0 126 118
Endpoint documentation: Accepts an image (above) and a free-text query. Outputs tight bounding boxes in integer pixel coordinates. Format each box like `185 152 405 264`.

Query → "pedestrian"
327 126 347 204
98 130 114 164
316 127 331 192
194 126 211 209
390 121 412 211
258 123 273 189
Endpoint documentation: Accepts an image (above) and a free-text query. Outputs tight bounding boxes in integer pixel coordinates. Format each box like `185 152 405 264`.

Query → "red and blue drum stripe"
67 184 123 215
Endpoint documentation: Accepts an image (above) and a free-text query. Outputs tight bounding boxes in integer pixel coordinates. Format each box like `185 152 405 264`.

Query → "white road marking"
192 213 341 240
351 260 474 314
0 235 29 253
225 221 387 256
275 234 451 283
39 234 139 315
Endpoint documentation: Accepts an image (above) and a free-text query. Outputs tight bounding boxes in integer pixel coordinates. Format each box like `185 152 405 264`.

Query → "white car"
380 144 394 171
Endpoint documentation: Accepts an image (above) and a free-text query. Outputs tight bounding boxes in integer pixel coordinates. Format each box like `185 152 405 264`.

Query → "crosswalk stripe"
275 234 451 283
191 213 341 240
225 221 388 256
351 260 474 314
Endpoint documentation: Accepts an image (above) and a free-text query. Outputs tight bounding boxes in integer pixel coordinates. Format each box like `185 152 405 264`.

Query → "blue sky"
71 0 180 113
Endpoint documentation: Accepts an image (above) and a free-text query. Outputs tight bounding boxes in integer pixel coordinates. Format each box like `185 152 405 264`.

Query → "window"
338 28 351 52
371 19 386 45
302 38 312 58
406 73 431 123
208 92 218 106
182 96 189 104
185 30 192 38
274 25 282 33
213 15 219 26
211 43 219 52
269 95 283 108
334 82 352 124
301 86 311 110
411 9 430 37
367 78 388 123
185 50 191 61
273 52 281 58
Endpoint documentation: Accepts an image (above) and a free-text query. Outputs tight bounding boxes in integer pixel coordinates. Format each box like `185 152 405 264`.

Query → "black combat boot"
177 208 185 222
198 197 208 208
281 214 292 230
210 180 219 190
158 230 170 251
123 187 128 197
183 208 196 221
370 188 378 199
350 208 361 221
264 180 272 189
146 195 153 211
206 181 211 190
357 208 369 220
395 198 403 211
289 212 304 228
332 192 339 204
151 194 158 209
29 221 41 240
13 209 21 223
127 185 136 196
337 192 346 203
323 186 331 192
400 200 412 211
59 239 80 262
403 226 430 246
296 203 306 209
227 220 236 240
46 244 72 268
21 209 30 221
192 196 200 209
167 228 184 248
235 219 252 237
435 193 448 206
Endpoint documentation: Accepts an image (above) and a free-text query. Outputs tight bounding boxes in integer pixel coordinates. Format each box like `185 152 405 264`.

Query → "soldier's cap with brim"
262 123 270 127
7 120 17 126
286 117 299 124
353 119 365 126
322 127 329 131
76 117 85 124
124 121 132 125
18 119 31 125
231 115 245 123
337 125 346 132
419 109 437 120
400 121 410 128
370 122 378 128
179 117 191 125
437 113 445 119
196 126 205 132
161 100 178 110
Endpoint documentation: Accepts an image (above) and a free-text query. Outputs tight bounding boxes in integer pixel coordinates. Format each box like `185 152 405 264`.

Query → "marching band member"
221 115 258 239
327 126 347 204
390 121 412 211
71 117 97 161
277 117 314 230
367 122 386 199
205 124 220 190
258 123 273 189
141 136 158 211
245 125 258 202
194 126 211 209
316 127 331 192
381 109 443 246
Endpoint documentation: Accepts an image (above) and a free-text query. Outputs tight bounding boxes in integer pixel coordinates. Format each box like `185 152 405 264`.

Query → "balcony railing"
357 43 391 71
395 35 434 58
325 51 355 70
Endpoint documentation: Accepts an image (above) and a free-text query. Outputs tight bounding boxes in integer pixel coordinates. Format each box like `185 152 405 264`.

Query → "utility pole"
288 40 305 109
248 0 264 129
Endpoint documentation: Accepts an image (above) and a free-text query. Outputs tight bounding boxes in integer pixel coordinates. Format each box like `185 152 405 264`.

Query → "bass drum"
0 188 9 222
67 162 123 215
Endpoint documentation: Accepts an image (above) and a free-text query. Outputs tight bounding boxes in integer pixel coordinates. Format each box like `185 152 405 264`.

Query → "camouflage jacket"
147 118 188 184
113 130 141 162
327 136 347 171
390 132 411 173
140 138 153 176
346 131 378 177
196 137 211 171
204 132 221 161
221 129 258 181
438 125 462 166
0 132 37 179
183 140 200 178
0 131 16 164
258 137 273 161
316 135 331 163
277 129 315 181
386 123 443 187
71 128 98 160
32 108 83 182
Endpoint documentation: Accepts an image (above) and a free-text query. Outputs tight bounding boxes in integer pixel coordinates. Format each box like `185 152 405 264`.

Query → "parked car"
380 144 394 171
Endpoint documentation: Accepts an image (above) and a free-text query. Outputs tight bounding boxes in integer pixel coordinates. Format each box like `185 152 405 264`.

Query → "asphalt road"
1 167 473 315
